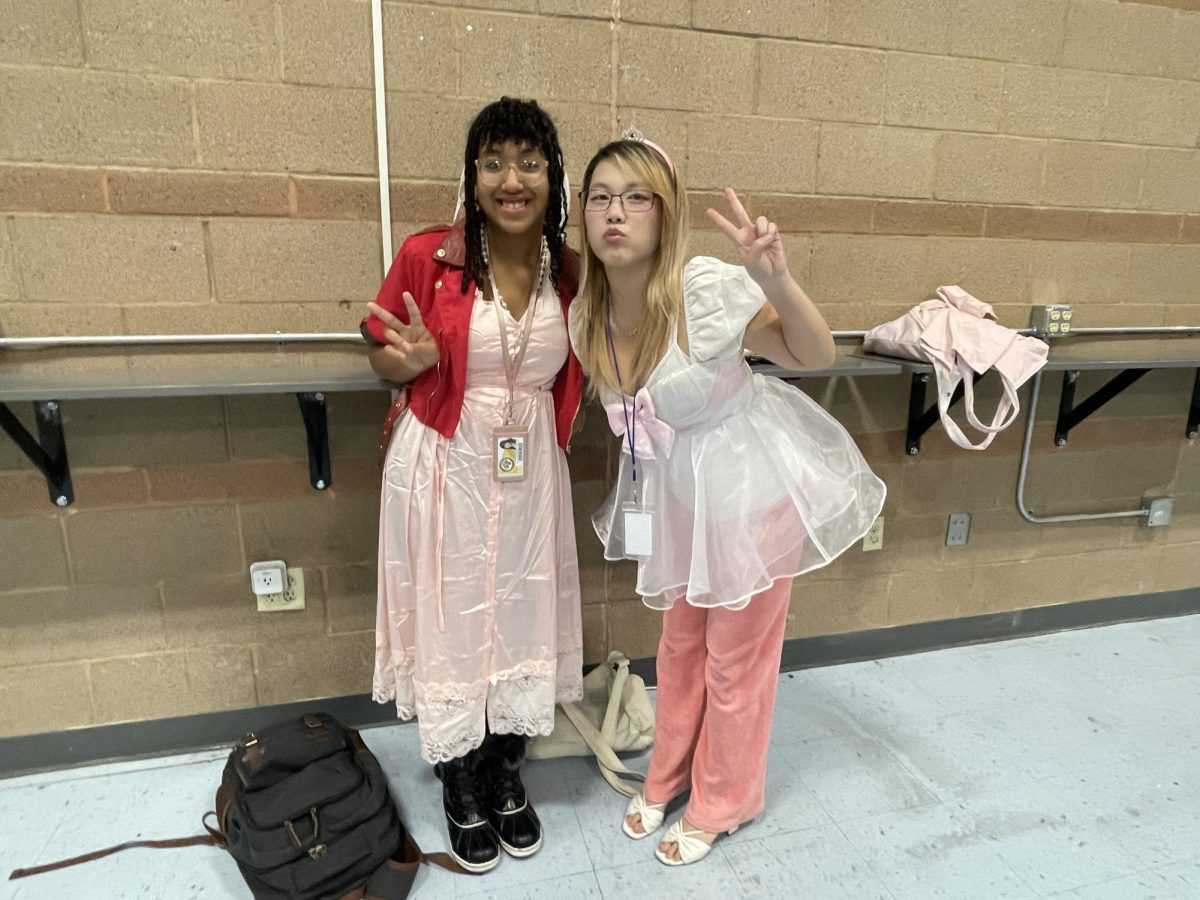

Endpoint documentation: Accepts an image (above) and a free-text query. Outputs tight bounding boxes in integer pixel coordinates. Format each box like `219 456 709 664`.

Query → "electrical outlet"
1030 304 1073 338
249 559 287 595
862 516 884 551
947 513 971 546
257 567 305 612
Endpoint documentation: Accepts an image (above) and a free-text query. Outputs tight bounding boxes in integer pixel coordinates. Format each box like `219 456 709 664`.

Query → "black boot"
482 732 542 858
434 749 500 873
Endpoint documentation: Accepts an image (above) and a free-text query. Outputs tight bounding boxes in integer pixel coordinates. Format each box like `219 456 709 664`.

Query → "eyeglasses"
475 156 548 186
582 189 658 213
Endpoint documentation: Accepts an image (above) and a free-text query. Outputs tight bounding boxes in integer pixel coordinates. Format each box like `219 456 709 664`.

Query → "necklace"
607 302 641 338
610 319 639 338
481 227 547 313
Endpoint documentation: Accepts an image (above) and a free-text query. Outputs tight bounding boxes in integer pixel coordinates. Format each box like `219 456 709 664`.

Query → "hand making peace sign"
367 293 440 375
705 188 788 286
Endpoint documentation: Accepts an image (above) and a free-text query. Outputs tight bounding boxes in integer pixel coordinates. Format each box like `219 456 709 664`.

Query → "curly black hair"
461 97 567 294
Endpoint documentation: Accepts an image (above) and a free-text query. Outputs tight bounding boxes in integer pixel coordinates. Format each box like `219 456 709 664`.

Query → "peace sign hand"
705 188 788 286
367 293 440 375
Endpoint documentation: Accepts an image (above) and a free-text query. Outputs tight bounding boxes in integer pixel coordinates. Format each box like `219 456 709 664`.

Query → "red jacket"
362 219 584 449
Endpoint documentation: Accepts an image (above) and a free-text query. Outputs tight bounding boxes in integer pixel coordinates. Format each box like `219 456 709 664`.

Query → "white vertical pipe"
370 0 392 275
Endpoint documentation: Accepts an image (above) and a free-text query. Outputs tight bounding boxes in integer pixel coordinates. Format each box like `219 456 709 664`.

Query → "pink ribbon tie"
605 389 675 459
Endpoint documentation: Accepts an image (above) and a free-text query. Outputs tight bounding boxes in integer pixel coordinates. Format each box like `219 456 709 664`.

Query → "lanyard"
484 235 546 424
605 298 640 502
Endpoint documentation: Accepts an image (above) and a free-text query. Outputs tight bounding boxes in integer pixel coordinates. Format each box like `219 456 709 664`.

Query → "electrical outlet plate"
257 567 305 612
1030 304 1073 338
862 516 884 551
947 513 971 546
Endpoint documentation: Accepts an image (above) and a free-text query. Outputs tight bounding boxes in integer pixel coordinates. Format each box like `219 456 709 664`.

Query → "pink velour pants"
642 575 793 833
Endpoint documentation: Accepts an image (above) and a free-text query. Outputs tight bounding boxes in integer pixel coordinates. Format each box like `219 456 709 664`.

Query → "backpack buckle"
284 808 323 853
239 732 265 770
303 714 330 742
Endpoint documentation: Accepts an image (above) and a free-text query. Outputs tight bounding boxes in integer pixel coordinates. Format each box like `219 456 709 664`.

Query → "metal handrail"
1 325 1197 351
0 333 366 349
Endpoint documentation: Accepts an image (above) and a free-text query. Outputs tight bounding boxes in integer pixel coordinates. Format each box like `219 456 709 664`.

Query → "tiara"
621 128 677 180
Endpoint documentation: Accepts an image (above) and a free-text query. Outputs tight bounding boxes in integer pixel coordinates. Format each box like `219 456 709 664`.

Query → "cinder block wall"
1 0 1198 738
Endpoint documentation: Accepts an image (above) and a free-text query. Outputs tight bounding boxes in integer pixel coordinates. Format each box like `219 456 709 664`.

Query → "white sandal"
622 792 668 840
654 818 739 866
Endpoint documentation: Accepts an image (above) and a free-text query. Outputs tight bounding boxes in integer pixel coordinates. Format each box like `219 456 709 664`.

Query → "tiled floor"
3 615 1199 899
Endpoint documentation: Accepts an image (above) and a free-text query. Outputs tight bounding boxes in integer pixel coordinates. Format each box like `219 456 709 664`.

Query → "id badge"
493 425 529 482
621 501 654 558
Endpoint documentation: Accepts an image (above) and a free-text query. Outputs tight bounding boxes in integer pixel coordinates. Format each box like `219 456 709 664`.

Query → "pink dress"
373 281 584 764
570 257 886 611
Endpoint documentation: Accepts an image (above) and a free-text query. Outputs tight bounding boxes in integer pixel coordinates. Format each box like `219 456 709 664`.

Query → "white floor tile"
837 804 1039 900
722 822 896 899
1052 870 1187 900
950 780 1142 895
778 732 939 823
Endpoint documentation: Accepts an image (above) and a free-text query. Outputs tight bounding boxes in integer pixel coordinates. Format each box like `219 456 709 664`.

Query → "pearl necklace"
481 228 547 313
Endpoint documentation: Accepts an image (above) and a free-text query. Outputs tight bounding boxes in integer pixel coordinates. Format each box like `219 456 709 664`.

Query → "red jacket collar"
433 218 467 267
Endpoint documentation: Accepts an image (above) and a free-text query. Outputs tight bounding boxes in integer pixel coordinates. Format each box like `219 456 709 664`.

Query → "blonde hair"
575 140 689 396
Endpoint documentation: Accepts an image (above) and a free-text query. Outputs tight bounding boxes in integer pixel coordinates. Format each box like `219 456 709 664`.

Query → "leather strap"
9 815 225 880
412 850 467 875
8 814 468 891
338 830 470 899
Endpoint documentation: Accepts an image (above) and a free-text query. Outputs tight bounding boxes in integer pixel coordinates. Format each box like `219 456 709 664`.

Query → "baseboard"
3 586 1197 778
625 585 1200 685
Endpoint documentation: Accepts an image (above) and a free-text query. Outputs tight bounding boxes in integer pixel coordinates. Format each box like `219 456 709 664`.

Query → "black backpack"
10 712 463 899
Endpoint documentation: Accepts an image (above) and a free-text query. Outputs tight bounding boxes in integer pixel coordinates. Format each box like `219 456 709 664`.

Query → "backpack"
10 712 463 899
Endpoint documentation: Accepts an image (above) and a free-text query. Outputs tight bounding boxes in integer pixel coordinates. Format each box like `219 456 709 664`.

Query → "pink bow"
605 390 675 459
